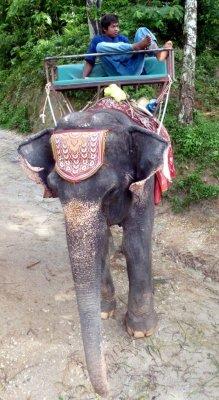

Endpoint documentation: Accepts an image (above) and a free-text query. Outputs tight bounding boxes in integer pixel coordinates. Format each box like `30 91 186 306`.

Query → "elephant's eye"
103 185 120 203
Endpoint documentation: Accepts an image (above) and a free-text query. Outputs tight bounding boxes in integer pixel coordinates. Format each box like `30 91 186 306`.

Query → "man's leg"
156 40 173 61
96 36 151 54
96 41 132 54
96 42 132 76
134 27 159 57
134 26 173 61
96 38 150 76
134 27 157 44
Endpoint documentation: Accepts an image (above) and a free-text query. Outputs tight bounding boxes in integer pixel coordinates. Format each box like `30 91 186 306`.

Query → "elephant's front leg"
101 257 116 319
122 178 158 338
101 230 116 319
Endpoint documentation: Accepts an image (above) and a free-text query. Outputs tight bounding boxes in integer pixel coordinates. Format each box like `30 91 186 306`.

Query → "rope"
81 88 104 111
54 92 66 117
40 83 57 125
157 75 172 135
156 81 170 104
39 76 172 131
60 93 74 113
157 101 163 121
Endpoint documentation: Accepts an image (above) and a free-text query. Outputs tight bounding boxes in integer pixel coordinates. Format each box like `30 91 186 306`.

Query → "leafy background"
0 0 218 210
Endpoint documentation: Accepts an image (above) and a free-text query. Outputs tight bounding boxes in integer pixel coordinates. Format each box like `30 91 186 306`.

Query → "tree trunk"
178 0 197 125
86 0 102 38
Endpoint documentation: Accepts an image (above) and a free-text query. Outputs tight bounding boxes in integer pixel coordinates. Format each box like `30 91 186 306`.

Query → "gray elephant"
18 108 168 397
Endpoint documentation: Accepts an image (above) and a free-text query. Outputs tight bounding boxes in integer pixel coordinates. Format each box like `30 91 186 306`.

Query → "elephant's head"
18 110 168 396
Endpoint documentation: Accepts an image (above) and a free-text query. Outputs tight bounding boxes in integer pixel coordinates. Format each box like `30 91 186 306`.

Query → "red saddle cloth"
51 129 107 182
88 98 176 204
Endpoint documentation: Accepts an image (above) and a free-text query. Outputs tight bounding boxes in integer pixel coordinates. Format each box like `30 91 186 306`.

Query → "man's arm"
83 61 93 78
83 36 98 78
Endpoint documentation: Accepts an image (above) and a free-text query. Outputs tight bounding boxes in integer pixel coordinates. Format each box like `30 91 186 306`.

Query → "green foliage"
101 0 184 42
195 51 219 111
166 173 219 213
164 108 219 211
0 0 90 131
126 85 156 101
197 0 219 52
166 112 219 168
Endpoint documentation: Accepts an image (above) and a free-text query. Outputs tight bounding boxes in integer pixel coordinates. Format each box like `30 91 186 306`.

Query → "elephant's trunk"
63 199 108 397
75 287 108 396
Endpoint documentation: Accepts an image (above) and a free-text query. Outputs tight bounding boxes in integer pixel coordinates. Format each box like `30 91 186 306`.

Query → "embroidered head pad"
51 129 107 182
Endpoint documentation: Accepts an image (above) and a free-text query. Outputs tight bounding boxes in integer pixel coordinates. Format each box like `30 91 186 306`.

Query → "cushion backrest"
57 63 106 80
56 57 167 81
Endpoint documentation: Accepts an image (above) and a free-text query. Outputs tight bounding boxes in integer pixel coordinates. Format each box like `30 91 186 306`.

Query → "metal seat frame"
41 49 174 127
44 48 175 91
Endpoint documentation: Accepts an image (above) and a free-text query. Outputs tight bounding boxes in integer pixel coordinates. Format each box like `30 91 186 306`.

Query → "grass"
164 109 219 212
166 173 219 213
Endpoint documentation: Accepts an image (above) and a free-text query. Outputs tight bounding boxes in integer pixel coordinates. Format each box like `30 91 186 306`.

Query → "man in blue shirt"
83 14 172 78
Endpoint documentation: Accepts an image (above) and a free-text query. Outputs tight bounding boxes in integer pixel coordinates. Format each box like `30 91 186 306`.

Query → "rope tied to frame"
40 75 172 134
40 83 57 125
156 75 172 135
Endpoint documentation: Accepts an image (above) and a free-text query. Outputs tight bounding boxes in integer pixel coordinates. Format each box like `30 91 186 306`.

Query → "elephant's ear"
128 125 169 194
18 128 55 197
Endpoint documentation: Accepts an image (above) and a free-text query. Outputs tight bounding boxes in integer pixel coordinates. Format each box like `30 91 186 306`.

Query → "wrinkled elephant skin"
18 109 168 397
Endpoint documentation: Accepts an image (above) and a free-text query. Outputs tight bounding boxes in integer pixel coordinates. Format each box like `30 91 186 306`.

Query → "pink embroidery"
51 129 107 182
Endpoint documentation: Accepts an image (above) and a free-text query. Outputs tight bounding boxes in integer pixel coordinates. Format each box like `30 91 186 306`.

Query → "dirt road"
0 129 218 400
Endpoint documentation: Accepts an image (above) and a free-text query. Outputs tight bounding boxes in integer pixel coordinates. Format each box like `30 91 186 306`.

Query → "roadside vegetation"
0 0 218 211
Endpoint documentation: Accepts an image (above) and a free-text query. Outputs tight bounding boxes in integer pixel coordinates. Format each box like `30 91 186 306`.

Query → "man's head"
100 14 119 38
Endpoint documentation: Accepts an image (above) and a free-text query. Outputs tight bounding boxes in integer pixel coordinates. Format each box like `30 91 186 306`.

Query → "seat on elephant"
51 129 107 182
44 51 174 91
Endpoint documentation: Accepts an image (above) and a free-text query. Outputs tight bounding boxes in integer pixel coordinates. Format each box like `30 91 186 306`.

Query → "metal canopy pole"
44 48 174 62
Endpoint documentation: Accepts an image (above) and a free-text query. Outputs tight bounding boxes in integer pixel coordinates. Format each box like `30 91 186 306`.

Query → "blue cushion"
143 57 167 75
55 57 167 83
56 63 106 80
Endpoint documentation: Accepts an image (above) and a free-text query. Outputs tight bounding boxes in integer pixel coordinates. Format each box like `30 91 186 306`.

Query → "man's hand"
132 35 152 51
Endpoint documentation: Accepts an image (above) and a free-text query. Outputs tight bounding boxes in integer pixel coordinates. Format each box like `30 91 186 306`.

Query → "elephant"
18 108 168 397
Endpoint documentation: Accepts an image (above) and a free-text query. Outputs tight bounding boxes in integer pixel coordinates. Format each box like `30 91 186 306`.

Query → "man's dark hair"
100 14 119 32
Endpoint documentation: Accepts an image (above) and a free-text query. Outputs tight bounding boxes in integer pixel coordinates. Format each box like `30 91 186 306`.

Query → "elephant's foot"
125 310 158 338
101 298 116 320
125 292 158 337
101 309 115 320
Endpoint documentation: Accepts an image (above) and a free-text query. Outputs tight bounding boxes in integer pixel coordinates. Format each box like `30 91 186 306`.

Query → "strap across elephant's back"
88 98 169 138
51 129 107 182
